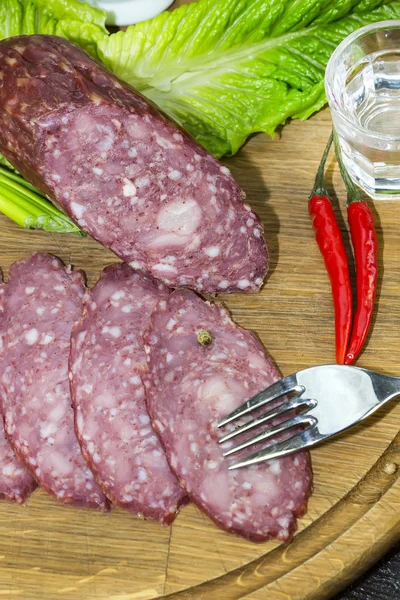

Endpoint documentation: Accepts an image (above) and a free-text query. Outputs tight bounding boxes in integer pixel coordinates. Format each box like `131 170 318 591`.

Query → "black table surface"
332 543 400 599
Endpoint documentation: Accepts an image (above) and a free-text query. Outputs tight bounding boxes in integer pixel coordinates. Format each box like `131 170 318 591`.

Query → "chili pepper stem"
333 133 364 205
310 132 333 199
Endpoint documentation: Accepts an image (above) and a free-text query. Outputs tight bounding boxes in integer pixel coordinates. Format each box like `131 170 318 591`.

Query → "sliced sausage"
69 263 187 523
145 289 312 542
0 279 37 503
0 430 37 504
0 254 109 510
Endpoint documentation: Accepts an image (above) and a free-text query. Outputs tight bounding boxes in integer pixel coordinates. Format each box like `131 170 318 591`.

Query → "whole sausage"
0 36 268 294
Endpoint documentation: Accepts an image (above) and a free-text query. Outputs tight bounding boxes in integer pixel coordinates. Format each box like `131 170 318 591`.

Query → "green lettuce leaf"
30 0 106 28
55 19 108 59
0 0 107 57
98 0 400 157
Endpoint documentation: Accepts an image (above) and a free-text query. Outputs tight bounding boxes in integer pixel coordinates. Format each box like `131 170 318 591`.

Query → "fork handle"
373 373 400 403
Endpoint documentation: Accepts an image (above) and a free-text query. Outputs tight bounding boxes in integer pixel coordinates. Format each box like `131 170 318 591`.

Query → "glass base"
344 158 400 200
92 0 174 26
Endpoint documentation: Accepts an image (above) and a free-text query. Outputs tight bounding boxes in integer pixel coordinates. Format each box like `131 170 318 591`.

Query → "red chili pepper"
333 137 378 365
309 133 352 364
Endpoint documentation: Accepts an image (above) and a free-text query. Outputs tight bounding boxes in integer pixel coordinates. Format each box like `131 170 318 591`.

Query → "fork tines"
217 373 318 469
225 428 319 470
217 374 303 428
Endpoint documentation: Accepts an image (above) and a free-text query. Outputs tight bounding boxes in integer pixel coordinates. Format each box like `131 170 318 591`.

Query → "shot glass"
325 21 400 200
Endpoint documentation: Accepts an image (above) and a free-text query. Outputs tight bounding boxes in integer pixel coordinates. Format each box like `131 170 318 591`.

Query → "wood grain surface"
0 105 399 600
0 2 400 597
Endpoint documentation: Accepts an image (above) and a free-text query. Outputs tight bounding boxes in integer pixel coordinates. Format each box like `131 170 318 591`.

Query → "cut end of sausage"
0 36 268 294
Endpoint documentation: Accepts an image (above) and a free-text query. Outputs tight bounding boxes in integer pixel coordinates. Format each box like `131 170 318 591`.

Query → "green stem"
0 171 84 235
310 131 333 199
0 174 56 214
0 183 48 219
333 131 364 205
0 166 42 194
0 189 35 228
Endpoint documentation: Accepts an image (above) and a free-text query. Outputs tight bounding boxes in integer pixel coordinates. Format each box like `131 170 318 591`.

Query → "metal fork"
217 365 400 470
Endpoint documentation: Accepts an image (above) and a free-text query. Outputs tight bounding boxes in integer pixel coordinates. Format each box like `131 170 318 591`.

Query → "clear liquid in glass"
339 51 400 197
326 23 400 200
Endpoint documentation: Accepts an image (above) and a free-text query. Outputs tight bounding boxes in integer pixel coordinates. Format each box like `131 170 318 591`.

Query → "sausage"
144 290 312 542
0 254 109 510
0 279 37 503
69 264 187 523
0 429 37 504
0 35 268 294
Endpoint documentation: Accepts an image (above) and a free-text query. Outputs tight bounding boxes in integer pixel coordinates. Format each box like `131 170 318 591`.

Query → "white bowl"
91 0 174 26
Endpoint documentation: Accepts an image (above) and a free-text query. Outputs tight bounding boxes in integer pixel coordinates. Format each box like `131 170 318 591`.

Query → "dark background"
333 543 400 599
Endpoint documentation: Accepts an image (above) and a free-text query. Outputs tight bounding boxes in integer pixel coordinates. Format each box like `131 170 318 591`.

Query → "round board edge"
162 432 400 600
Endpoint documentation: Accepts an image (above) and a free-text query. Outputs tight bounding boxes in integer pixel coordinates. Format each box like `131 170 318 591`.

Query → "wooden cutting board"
1 23 400 600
